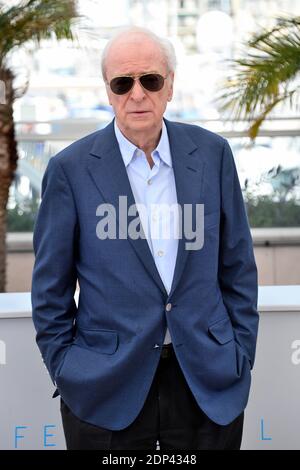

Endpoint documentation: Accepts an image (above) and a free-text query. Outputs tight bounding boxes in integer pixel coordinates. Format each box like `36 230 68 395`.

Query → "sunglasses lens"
110 76 134 95
140 74 165 92
109 73 165 94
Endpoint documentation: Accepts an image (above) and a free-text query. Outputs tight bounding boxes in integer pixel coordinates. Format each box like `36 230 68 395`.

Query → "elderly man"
31 26 259 450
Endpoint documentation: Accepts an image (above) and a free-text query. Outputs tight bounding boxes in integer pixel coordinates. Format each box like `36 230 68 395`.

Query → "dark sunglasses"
108 73 168 95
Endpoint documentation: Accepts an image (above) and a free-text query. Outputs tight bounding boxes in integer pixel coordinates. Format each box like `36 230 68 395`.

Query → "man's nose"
130 79 146 101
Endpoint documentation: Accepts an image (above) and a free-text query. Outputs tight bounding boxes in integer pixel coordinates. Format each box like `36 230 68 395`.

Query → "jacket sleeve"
218 139 259 369
31 156 78 385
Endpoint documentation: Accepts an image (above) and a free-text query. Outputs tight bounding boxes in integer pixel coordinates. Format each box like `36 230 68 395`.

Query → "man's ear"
167 86 174 102
104 82 112 105
167 72 174 102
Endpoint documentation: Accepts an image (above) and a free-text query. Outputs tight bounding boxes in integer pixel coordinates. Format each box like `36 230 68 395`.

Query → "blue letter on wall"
44 424 56 447
15 426 28 449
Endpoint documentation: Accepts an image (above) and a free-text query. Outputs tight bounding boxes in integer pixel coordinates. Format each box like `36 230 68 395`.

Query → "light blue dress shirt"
114 120 179 344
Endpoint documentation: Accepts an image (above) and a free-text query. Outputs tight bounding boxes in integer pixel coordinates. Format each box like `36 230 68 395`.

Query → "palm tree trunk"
0 67 18 292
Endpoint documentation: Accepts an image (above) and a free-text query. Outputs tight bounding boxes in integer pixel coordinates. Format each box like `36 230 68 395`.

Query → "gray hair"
101 26 177 81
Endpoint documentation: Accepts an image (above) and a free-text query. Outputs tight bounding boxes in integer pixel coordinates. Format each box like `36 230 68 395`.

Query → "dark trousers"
60 344 244 450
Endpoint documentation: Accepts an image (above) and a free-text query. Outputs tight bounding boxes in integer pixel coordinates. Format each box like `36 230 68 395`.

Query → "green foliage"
245 194 300 227
243 164 300 227
0 0 78 67
7 198 39 232
216 16 300 139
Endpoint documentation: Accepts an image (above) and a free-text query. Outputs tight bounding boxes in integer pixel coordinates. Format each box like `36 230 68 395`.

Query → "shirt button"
165 303 172 312
157 250 164 257
147 179 152 185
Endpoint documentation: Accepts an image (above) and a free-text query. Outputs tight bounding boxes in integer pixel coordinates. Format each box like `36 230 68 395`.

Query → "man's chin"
126 120 154 132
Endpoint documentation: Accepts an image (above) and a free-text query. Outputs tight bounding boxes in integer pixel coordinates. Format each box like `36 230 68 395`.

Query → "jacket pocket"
208 316 234 344
73 328 119 355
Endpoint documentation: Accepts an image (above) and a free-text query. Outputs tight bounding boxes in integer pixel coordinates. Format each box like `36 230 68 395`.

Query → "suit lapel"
164 119 205 298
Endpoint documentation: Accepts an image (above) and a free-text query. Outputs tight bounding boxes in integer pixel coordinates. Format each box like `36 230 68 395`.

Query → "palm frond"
216 15 300 139
0 0 79 66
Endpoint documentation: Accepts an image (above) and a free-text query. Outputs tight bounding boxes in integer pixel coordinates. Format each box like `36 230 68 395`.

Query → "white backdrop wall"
0 286 300 450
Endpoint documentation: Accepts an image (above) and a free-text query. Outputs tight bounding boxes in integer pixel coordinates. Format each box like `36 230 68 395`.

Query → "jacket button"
165 303 172 312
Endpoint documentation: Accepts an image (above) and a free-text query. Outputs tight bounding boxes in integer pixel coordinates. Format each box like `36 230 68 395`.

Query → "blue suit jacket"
31 118 259 429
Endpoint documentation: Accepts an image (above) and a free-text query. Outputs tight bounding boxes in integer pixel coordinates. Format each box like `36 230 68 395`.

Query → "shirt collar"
114 119 172 168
